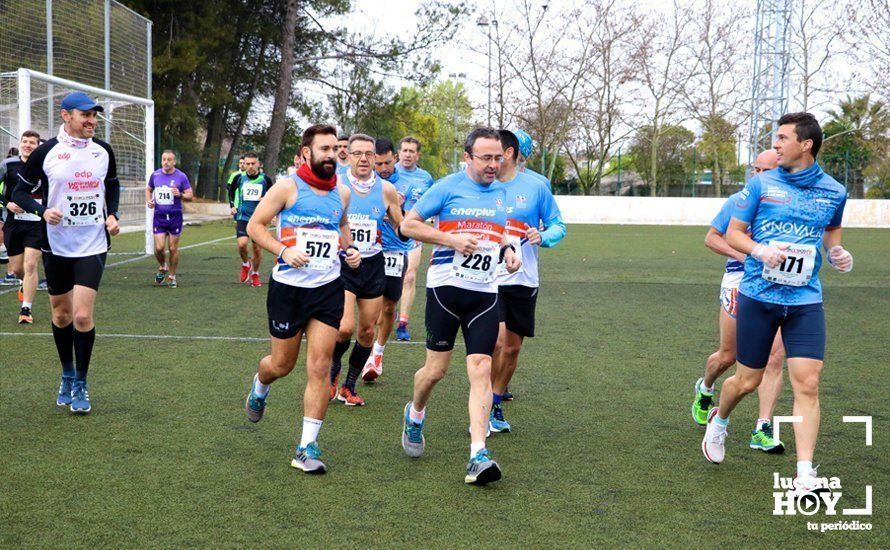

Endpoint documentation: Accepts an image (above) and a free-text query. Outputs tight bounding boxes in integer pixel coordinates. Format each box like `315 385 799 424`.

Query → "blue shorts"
736 293 825 369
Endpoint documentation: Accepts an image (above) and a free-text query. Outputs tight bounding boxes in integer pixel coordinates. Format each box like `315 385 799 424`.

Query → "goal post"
2 68 155 254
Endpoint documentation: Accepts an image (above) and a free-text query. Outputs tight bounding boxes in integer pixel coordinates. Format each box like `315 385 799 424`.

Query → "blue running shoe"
70 381 91 414
489 404 512 433
245 374 268 423
396 322 410 341
465 449 502 485
56 376 74 407
402 402 425 458
502 389 514 402
1 273 20 286
290 442 326 474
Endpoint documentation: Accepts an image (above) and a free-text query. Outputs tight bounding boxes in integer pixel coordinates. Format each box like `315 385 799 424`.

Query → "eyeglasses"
349 151 375 159
470 154 505 164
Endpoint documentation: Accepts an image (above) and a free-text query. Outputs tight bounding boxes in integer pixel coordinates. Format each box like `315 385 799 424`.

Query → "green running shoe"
155 269 167 284
691 377 714 426
749 421 785 454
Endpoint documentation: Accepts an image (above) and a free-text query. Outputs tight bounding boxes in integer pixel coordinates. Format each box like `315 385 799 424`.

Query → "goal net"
0 0 154 253
0 69 154 252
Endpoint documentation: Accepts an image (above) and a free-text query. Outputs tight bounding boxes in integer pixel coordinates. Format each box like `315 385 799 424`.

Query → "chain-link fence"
0 0 152 230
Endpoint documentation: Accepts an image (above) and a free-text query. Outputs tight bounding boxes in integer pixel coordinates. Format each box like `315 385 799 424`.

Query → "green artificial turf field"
1 221 886 547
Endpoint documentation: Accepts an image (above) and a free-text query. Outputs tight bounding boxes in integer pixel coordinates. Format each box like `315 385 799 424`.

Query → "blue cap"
513 129 533 159
60 92 104 112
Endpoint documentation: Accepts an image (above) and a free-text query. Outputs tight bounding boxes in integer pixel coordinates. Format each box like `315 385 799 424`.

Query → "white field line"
0 331 427 345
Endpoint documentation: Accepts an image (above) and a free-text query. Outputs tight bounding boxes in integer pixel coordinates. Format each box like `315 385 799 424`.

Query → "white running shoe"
702 407 727 464
794 467 830 498
360 353 382 382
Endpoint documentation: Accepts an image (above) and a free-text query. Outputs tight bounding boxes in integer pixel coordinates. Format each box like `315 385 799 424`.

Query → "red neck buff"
297 162 337 191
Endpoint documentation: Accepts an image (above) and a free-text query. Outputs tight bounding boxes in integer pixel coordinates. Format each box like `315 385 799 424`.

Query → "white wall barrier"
554 196 890 228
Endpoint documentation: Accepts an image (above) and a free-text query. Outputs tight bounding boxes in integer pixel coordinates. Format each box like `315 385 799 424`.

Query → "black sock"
73 328 96 382
330 339 351 382
52 323 75 377
345 342 372 391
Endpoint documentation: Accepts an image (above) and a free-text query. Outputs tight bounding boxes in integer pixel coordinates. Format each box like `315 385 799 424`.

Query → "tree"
563 0 638 196
264 0 300 178
629 125 694 196
788 0 852 112
630 0 696 196
821 95 890 197
697 116 740 196
685 0 749 196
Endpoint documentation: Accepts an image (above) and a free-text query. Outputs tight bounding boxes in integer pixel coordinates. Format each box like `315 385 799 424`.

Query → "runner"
1 130 42 323
243 123 361 474
702 113 852 494
228 151 272 286
399 127 520 486
361 137 408 382
146 150 193 288
328 134 404 405
488 130 566 433
13 92 121 414
335 134 350 175
394 136 435 341
692 149 786 454
512 129 551 190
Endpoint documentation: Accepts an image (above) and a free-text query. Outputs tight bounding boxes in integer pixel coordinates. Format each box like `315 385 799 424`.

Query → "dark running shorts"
340 252 385 299
267 277 345 339
3 221 42 256
736 293 826 369
426 285 499 356
497 284 538 338
43 252 107 295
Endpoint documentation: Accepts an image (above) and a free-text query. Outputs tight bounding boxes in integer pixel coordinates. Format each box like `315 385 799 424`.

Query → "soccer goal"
0 68 155 253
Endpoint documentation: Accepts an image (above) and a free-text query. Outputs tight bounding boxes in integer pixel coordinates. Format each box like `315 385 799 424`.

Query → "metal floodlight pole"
477 15 491 126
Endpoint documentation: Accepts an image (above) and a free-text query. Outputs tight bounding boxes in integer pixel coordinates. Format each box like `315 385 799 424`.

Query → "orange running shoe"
17 285 23 302
240 264 250 283
337 385 365 407
18 306 33 324
251 272 262 287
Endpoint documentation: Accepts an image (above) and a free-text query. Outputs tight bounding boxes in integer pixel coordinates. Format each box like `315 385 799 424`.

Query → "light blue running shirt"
729 163 846 305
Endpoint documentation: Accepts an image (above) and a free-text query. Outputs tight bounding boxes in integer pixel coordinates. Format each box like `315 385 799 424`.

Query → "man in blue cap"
14 91 121 414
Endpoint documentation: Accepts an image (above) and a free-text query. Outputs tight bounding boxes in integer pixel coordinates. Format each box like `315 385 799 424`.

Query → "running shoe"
244 374 267 423
502 388 514 402
18 306 33 324
155 268 167 284
56 376 74 407
239 264 250 283
17 285 23 302
360 353 382 382
70 381 91 414
250 272 262 287
702 407 727 464
465 449 502 485
793 467 831 499
37 279 47 291
489 404 512 433
163 275 178 288
329 374 339 401
290 442 327 474
401 402 425 458
396 322 410 341
749 421 785 454
337 386 365 406
691 377 715 426
1 273 19 285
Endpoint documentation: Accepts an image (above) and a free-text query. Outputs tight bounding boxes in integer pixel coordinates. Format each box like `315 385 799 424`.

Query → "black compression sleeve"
105 178 120 216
